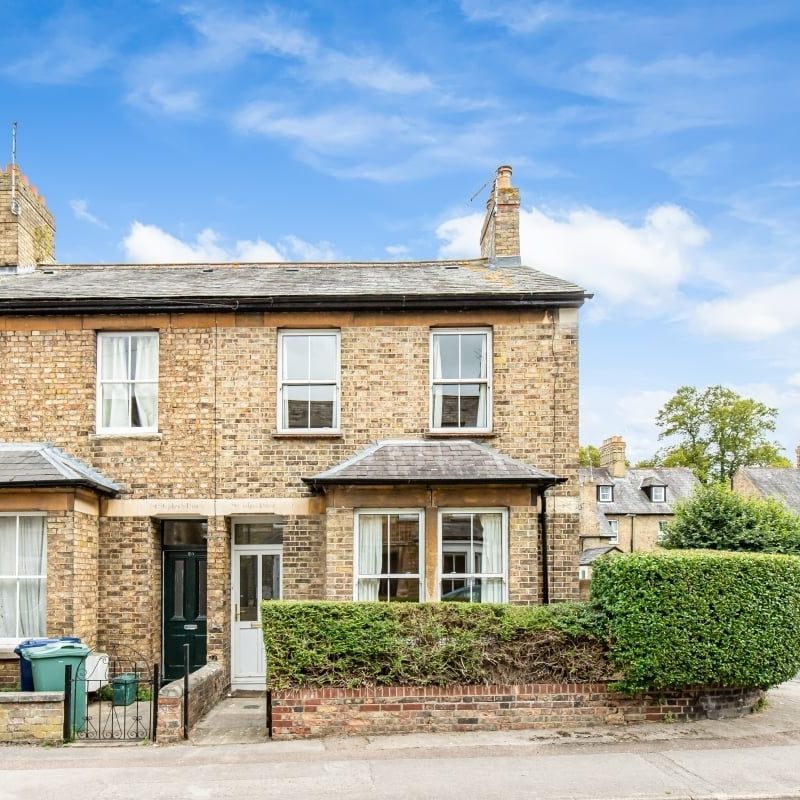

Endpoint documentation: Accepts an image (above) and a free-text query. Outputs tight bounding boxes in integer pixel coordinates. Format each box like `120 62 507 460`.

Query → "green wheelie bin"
22 641 91 733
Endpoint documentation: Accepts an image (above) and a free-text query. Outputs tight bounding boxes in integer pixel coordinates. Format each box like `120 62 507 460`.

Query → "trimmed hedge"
261 601 608 689
591 550 800 692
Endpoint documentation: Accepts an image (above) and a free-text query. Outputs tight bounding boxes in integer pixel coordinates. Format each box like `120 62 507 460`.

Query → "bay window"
97 332 158 433
354 511 423 601
0 514 46 640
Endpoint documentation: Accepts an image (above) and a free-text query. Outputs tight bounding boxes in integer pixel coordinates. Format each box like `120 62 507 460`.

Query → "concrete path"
2 680 800 799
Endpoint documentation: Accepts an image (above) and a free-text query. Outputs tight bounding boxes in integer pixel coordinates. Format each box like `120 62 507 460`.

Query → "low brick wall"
271 683 764 739
0 691 64 743
156 662 228 743
0 654 20 690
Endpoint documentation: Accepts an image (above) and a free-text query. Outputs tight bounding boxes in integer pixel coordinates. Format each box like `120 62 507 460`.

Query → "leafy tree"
579 445 601 467
661 483 800 555
655 385 785 483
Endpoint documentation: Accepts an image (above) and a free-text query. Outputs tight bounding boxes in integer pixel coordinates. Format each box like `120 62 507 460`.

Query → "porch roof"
0 443 121 495
303 439 565 489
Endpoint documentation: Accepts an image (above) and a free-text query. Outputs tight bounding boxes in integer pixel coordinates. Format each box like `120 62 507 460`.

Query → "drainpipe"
539 484 554 605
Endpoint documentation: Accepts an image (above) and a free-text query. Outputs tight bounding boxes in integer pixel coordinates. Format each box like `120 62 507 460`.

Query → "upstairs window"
597 485 613 503
0 513 47 641
97 332 158 433
650 486 666 503
278 331 340 432
430 329 491 431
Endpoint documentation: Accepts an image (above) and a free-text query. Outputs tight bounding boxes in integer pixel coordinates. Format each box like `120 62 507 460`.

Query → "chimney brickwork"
796 444 800 469
600 435 627 478
480 165 520 261
0 165 55 269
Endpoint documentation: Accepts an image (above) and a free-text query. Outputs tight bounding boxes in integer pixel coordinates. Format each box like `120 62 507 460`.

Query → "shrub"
661 483 800 554
591 550 800 692
262 601 608 689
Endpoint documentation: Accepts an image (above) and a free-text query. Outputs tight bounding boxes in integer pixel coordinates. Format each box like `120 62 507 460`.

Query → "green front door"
163 549 207 681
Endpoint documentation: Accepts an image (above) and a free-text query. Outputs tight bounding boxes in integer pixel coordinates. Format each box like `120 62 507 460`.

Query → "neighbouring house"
0 163 589 692
578 436 698 594
733 447 800 514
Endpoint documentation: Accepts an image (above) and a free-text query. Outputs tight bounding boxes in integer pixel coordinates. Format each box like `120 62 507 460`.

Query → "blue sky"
4 0 800 461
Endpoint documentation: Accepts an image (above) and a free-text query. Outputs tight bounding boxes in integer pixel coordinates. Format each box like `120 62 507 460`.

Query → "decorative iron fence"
63 644 159 742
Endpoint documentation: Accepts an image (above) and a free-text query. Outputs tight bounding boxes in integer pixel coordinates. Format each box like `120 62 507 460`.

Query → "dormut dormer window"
597 485 613 502
650 485 666 503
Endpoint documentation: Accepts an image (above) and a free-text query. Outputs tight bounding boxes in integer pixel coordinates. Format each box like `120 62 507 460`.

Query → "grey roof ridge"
37 258 486 269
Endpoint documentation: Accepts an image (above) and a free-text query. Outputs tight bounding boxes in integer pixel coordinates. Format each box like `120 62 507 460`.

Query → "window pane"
388 515 420 574
163 520 207 547
172 560 185 620
18 517 45 576
309 384 335 428
102 383 130 428
283 336 308 381
131 382 157 428
357 579 380 601
283 385 309 428
478 513 503 574
433 384 460 428
238 555 257 621
262 555 280 601
101 335 129 381
0 517 15 575
460 333 486 379
441 578 479 603
459 384 486 428
197 560 207 618
480 578 504 603
0 579 17 636
358 515 386 578
442 513 471 548
309 335 337 381
234 520 284 545
130 335 157 380
433 334 459 379
387 578 419 602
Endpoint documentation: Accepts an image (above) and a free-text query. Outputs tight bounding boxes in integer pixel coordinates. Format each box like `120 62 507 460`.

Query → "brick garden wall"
0 691 63 744
271 683 764 739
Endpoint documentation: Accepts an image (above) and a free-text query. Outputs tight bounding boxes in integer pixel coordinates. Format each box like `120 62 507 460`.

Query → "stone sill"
0 691 64 703
89 433 163 442
271 432 343 439
424 431 496 439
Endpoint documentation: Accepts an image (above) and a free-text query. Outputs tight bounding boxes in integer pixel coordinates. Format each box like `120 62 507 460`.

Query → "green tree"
579 445 601 467
661 483 800 554
655 385 785 483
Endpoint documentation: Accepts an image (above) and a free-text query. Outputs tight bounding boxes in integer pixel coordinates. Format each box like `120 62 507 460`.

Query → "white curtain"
132 336 158 428
432 336 443 427
0 517 16 637
479 514 504 603
358 516 384 601
18 517 46 636
102 336 131 428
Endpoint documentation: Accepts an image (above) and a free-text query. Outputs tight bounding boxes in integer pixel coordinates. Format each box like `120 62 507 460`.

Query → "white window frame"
353 509 425 602
607 519 619 545
650 486 666 503
96 331 159 434
437 508 508 603
657 520 669 543
0 512 47 646
429 328 492 433
578 566 591 581
598 485 613 503
277 329 341 433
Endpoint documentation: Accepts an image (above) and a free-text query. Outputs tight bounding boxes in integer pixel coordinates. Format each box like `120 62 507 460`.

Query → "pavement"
2 679 800 799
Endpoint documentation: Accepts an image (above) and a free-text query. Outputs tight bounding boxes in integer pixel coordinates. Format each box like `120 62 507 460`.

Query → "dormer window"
597 485 613 503
650 486 666 503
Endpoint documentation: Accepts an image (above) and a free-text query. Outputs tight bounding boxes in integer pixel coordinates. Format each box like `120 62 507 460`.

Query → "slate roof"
580 546 621 566
0 259 589 314
740 467 800 513
0 443 120 494
579 466 698 515
304 440 564 487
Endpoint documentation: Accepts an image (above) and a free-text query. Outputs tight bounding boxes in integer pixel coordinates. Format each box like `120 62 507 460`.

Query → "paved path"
2 680 800 799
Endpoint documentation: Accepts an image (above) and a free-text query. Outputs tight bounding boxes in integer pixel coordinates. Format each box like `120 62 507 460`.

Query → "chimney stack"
796 444 800 469
480 164 520 264
0 164 55 271
600 436 627 478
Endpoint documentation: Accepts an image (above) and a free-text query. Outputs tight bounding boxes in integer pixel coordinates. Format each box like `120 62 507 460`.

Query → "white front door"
232 545 281 688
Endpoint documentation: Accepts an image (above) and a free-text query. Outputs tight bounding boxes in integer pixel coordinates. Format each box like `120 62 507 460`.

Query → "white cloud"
436 203 708 313
385 245 410 256
69 199 107 229
121 222 336 264
694 277 800 341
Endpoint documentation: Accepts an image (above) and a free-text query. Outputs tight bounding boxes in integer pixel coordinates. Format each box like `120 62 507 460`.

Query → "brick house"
578 436 698 592
0 164 589 690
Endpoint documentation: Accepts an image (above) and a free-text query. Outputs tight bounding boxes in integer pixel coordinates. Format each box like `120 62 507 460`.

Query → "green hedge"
591 550 800 692
261 601 608 689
